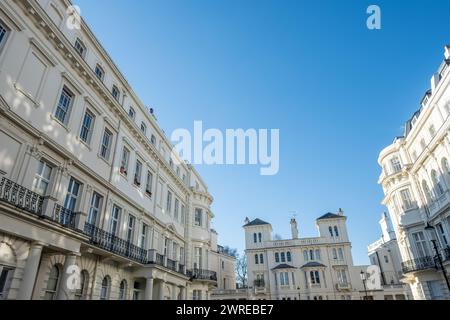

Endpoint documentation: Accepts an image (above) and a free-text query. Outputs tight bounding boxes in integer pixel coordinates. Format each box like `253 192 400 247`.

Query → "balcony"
443 247 450 262
335 282 351 290
401 256 436 273
52 204 76 229
187 268 217 282
84 223 147 264
0 177 44 216
253 279 265 287
166 258 177 272
399 208 423 227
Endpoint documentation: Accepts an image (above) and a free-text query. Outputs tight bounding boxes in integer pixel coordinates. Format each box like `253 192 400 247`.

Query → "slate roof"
300 261 327 268
243 218 270 227
316 212 344 220
271 263 296 270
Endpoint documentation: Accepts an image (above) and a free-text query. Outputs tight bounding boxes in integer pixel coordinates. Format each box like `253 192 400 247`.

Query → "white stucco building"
243 210 407 300
0 0 235 300
367 213 412 299
378 46 450 300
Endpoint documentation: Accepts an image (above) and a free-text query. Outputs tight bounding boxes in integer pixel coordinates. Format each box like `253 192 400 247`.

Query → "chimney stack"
244 217 250 225
290 217 298 239
338 208 344 216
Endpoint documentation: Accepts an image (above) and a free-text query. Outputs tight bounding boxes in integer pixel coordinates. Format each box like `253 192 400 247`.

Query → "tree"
235 253 248 288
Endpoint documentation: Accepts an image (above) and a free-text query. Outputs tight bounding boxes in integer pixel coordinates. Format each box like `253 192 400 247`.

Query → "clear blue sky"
74 0 450 264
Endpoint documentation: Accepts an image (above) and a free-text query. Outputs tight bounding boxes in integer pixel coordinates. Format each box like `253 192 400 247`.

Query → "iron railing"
187 268 217 281
253 279 265 288
84 223 147 264
401 256 436 273
166 259 177 272
53 204 76 229
443 247 450 262
0 177 43 216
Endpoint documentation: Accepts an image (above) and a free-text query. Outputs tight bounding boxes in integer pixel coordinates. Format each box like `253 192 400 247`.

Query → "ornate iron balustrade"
84 223 147 264
443 247 450 262
187 268 217 281
53 204 76 229
253 279 265 288
401 256 436 273
0 177 43 216
166 259 177 272
155 253 164 266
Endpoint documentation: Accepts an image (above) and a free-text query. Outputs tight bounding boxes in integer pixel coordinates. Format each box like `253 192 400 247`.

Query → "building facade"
378 46 450 300
244 211 386 300
0 0 234 300
367 213 412 299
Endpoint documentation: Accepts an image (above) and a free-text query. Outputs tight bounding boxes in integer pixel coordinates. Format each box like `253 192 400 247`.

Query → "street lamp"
297 286 301 300
424 223 450 294
360 270 368 300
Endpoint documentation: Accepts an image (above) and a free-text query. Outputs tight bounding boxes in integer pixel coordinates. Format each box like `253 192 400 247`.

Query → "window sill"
49 113 70 132
77 136 92 151
97 153 112 166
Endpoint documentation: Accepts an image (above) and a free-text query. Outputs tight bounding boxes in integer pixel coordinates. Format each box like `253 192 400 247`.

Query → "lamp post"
424 223 450 294
297 286 301 300
360 270 368 300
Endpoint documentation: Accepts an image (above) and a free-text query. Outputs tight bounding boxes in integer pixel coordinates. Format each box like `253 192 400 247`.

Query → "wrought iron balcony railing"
166 258 177 272
253 279 265 288
0 177 44 216
401 256 436 273
187 268 217 281
53 204 76 229
84 223 147 264
443 247 450 262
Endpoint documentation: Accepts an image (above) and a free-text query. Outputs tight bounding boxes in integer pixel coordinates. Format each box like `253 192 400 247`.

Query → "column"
172 284 177 300
56 253 79 300
144 277 154 300
17 242 45 300
158 280 165 300
180 286 186 300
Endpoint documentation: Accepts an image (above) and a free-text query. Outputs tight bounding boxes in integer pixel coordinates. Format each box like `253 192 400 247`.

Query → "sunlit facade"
0 0 234 300
378 46 450 300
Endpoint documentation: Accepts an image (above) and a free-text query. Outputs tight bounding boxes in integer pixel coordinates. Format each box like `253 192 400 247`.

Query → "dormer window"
74 38 86 58
95 64 105 81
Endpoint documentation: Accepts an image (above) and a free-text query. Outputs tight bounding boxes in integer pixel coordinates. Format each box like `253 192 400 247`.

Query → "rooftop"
243 218 270 227
271 263 296 270
316 212 345 220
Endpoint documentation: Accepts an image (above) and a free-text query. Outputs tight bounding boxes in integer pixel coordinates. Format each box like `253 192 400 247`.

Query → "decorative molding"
29 37 57 67
13 82 41 108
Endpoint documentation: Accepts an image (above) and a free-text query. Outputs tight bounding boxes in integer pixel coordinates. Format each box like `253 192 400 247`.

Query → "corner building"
0 0 234 300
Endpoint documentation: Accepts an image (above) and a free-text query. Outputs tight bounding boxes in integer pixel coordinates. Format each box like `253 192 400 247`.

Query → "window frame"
99 128 113 160
54 86 75 125
79 109 95 145
74 38 86 58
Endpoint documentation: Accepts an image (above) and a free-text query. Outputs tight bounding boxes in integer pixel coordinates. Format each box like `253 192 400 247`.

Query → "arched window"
280 252 286 262
119 280 127 300
253 233 257 243
332 248 338 260
75 270 89 300
44 265 60 300
286 251 292 262
303 250 308 261
100 276 110 300
431 170 444 196
334 226 339 237
0 243 16 300
254 254 259 264
338 248 344 260
309 249 314 260
328 226 333 237
315 249 321 260
259 254 264 264
275 252 280 263
422 180 433 201
442 158 450 175
258 233 262 243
